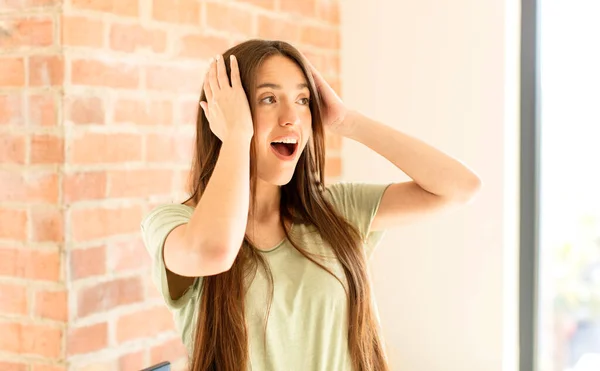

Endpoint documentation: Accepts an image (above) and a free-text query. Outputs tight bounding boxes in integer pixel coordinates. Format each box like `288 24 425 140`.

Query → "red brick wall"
0 0 341 370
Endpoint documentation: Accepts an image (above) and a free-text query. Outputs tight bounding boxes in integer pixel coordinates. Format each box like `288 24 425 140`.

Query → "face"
252 55 313 186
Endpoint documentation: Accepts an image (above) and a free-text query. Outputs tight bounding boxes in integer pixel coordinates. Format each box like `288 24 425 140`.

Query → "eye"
298 97 310 105
260 96 276 104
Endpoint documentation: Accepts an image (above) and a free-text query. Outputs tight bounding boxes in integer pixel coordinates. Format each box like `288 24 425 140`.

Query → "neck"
249 179 280 224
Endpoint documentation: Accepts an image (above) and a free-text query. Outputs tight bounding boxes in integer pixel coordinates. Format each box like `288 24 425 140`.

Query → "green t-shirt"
140 182 391 370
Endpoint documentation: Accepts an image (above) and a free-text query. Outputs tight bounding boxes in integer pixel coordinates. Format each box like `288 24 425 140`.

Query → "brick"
0 134 26 164
0 322 62 358
0 170 59 203
0 208 27 240
30 134 64 164
257 16 302 43
206 3 254 35
61 16 104 47
145 133 194 163
71 59 140 89
30 206 64 242
178 33 229 59
317 0 340 23
145 64 203 92
69 132 142 164
70 245 106 280
175 169 191 193
234 0 275 10
109 23 167 53
29 93 57 126
0 0 59 10
152 0 200 25
143 272 162 300
116 306 174 343
31 365 67 371
70 205 143 242
0 283 28 315
107 239 150 273
63 171 107 203
300 49 323 71
67 322 108 355
0 58 25 87
71 0 139 17
34 288 67 321
65 95 105 125
0 18 54 49
149 337 187 365
29 55 64 86
0 93 24 125
119 350 145 371
76 277 144 318
107 169 172 198
0 247 61 281
280 0 316 18
113 98 172 125
301 25 339 49
177 99 199 126
0 361 27 371
77 361 114 371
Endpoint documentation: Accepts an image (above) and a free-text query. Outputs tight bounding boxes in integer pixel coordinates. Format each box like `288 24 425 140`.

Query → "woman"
141 39 481 371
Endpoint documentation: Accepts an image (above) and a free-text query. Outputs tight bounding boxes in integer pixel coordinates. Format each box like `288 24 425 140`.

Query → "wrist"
339 110 363 139
223 130 253 145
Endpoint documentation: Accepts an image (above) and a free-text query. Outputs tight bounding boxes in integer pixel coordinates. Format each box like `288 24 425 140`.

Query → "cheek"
303 118 313 137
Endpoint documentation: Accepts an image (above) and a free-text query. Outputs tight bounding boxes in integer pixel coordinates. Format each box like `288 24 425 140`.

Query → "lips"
270 132 300 160
271 142 296 156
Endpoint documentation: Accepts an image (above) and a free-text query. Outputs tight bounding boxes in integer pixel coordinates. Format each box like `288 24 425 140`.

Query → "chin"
257 168 296 187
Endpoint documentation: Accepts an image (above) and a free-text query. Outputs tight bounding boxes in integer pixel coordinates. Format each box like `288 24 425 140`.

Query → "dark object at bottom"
140 361 171 371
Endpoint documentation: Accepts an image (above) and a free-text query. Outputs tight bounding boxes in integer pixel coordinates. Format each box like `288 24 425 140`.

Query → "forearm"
345 110 481 200
186 135 251 261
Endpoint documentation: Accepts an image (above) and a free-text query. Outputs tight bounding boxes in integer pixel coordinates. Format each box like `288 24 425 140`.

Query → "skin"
249 55 313 226
162 51 483 299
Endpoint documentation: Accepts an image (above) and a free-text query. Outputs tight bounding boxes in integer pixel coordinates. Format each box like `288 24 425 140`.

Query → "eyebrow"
256 82 309 90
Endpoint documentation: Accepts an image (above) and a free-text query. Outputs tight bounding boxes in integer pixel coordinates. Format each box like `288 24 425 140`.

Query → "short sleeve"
140 203 200 309
325 182 392 257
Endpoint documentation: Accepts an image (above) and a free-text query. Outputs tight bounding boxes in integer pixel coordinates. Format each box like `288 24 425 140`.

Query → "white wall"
340 1 521 370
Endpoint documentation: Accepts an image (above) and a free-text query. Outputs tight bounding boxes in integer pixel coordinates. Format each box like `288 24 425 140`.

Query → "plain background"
340 1 521 370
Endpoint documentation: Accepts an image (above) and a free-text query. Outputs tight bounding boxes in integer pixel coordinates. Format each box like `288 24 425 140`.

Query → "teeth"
272 138 298 144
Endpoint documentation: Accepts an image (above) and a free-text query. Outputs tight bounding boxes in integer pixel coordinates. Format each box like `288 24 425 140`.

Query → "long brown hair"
183 39 389 371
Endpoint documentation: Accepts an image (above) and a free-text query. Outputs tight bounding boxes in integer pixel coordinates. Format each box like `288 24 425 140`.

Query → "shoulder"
141 203 195 232
323 181 393 255
324 181 392 208
323 181 392 228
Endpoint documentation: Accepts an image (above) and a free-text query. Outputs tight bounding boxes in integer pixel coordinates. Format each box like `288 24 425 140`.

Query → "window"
521 1 600 370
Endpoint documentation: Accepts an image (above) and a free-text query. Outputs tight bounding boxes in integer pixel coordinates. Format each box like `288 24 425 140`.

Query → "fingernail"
209 57 214 64
230 54 235 61
215 54 220 60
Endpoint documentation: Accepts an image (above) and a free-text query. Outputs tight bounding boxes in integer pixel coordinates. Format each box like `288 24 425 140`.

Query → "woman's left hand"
306 59 355 136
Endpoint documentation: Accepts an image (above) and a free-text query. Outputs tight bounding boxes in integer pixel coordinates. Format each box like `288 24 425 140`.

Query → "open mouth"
270 142 298 158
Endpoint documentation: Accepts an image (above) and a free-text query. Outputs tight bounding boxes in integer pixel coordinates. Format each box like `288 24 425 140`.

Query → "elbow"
193 241 240 276
204 247 237 275
456 174 483 204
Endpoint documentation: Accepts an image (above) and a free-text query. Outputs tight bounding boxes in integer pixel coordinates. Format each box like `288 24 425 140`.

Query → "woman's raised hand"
199 54 254 142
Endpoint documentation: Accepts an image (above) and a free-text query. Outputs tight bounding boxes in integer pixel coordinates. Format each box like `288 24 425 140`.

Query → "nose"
278 100 300 127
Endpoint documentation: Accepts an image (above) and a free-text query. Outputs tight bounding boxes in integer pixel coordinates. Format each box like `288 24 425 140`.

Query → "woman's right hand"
200 54 254 142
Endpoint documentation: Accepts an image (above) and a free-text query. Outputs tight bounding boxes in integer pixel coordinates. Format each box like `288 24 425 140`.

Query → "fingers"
207 57 220 94
203 68 213 102
215 54 230 88
304 57 323 88
229 55 242 87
